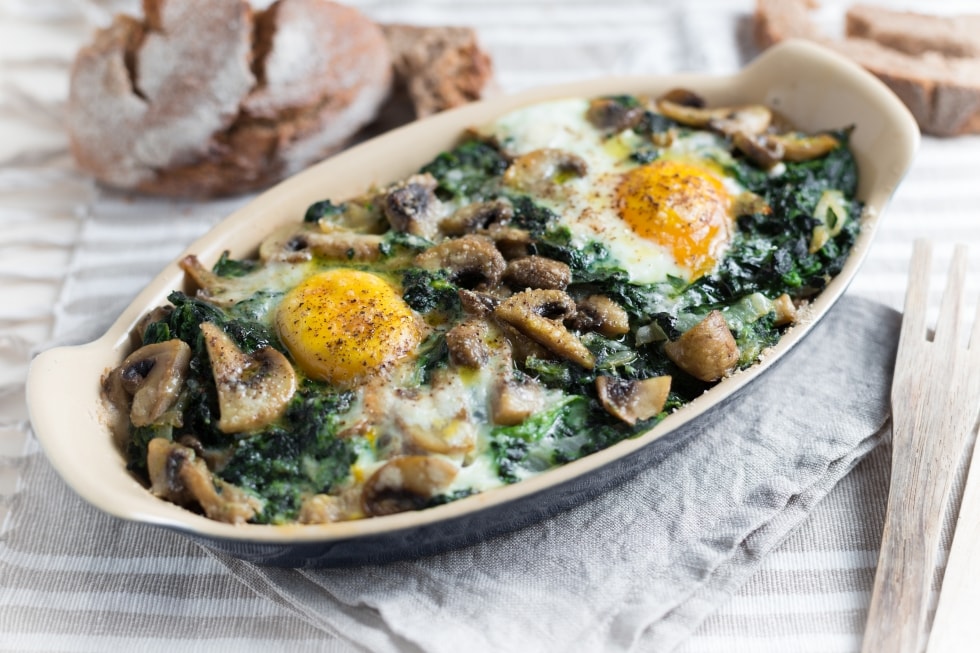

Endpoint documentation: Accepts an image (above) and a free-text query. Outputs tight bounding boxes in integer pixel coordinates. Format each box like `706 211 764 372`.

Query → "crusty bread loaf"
754 0 980 137
68 0 392 198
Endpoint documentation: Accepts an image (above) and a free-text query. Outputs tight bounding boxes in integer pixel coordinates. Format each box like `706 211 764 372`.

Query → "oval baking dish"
26 39 918 567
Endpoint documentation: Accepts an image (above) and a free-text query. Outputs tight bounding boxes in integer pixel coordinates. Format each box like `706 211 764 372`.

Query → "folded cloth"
4 282 895 649
195 295 895 653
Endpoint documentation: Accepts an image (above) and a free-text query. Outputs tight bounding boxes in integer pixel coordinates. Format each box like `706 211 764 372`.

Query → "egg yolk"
616 159 733 279
276 269 421 388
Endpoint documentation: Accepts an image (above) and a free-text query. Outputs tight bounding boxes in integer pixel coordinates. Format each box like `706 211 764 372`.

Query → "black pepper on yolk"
275 269 421 388
616 159 734 280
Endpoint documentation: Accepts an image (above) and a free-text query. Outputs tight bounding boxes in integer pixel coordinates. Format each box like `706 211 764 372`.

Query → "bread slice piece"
382 23 495 119
830 38 980 137
753 0 980 137
846 4 980 59
68 0 392 198
753 0 821 49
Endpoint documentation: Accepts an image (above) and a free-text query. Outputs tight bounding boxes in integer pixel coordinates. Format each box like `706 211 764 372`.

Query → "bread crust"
68 0 393 198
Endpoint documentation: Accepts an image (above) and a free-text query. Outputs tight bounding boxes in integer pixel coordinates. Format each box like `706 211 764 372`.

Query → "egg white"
480 98 746 284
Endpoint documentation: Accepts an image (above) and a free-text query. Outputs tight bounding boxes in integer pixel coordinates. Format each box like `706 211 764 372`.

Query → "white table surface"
2 1 979 651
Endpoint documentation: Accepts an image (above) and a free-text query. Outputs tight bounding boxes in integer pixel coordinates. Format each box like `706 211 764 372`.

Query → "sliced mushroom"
495 319 553 365
732 131 785 169
586 97 644 132
382 173 444 239
490 376 544 426
457 288 501 317
200 322 297 433
361 455 458 517
258 223 383 263
772 293 797 327
480 223 533 260
658 88 706 108
445 319 491 368
502 148 588 197
178 255 240 306
108 339 192 428
298 488 363 524
769 132 840 162
569 294 630 337
399 417 478 456
134 305 174 344
503 255 571 291
414 233 506 290
493 289 595 369
657 99 772 136
596 375 671 425
307 195 388 234
663 310 738 382
439 198 514 236
146 438 260 524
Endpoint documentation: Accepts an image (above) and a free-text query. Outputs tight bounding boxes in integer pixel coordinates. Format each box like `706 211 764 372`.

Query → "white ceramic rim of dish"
26 39 920 544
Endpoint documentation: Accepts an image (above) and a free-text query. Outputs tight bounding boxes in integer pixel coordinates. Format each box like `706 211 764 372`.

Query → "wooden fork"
861 241 980 653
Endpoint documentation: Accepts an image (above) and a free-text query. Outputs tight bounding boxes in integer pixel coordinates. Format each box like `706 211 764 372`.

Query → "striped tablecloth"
2 1 979 651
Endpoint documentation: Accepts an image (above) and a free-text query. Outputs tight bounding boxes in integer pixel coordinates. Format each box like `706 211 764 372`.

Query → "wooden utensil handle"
861 481 944 653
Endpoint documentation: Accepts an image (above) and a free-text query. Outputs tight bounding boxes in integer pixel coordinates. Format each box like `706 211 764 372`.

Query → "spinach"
304 198 347 223
420 139 509 201
378 231 434 259
509 195 561 238
219 383 356 524
212 251 258 278
139 292 281 448
489 395 656 482
401 267 461 315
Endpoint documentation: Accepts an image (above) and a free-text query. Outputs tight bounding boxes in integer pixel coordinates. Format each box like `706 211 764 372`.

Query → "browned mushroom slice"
400 418 478 456
502 148 588 197
480 223 533 260
439 198 514 236
658 99 772 136
134 305 173 344
200 322 297 433
570 294 630 337
361 455 458 517
503 255 571 291
298 489 363 524
382 173 444 239
658 88 706 108
596 375 671 425
731 131 785 170
586 97 644 132
178 254 243 306
457 288 501 317
445 319 491 368
414 233 506 290
663 310 738 382
258 223 383 263
490 376 544 426
109 339 192 428
493 289 595 369
769 132 840 162
146 438 260 524
772 293 797 327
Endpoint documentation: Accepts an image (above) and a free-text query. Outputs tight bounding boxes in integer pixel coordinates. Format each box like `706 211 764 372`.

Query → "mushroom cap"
201 321 297 433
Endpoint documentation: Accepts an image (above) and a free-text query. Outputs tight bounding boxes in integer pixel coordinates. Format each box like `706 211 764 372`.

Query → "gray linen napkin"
200 295 898 653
